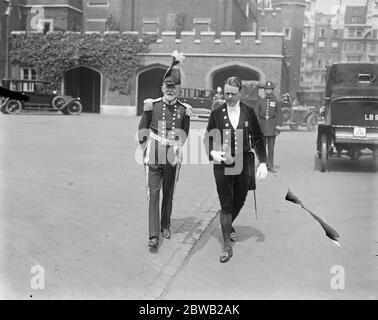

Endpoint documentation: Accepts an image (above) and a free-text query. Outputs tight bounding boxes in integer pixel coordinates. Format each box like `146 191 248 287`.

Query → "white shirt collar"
226 101 240 112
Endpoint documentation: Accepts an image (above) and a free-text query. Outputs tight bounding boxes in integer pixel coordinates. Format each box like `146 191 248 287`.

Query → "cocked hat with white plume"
163 50 185 85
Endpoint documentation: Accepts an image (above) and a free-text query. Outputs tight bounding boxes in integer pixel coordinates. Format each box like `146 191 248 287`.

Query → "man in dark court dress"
203 76 268 263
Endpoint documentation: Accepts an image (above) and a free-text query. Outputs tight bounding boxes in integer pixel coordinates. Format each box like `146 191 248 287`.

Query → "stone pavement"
1 114 377 300
163 127 378 300
0 113 219 299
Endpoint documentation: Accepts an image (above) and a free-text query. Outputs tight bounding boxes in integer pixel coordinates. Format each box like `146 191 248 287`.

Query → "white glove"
210 150 226 162
256 163 268 180
221 144 234 164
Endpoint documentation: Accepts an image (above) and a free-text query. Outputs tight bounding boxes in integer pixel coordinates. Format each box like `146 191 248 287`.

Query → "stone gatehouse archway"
64 66 102 113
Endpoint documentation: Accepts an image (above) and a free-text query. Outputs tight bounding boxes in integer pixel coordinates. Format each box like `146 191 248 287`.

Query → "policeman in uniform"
256 81 282 172
203 76 268 263
137 51 191 249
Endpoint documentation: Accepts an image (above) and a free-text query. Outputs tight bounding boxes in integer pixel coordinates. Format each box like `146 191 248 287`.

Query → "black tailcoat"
203 102 267 191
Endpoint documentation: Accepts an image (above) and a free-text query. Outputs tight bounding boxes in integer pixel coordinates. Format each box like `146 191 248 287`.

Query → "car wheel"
52 96 66 110
320 134 328 172
66 101 83 115
4 100 22 114
306 114 318 131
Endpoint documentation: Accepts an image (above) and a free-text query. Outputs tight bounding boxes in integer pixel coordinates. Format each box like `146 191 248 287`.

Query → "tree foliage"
9 32 157 94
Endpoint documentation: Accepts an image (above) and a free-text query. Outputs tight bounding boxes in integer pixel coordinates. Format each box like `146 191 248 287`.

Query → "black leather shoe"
230 231 237 242
219 249 233 263
161 229 171 239
148 237 159 248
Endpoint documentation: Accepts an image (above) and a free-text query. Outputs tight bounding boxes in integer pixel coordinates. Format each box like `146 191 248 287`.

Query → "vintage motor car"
1 79 82 115
179 83 263 120
281 104 318 131
179 88 216 120
316 62 378 172
280 93 319 131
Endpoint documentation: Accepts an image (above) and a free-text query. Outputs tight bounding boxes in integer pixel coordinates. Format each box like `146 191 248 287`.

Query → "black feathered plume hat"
163 50 185 85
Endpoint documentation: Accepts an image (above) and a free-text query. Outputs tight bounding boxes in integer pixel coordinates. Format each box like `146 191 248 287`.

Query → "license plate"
353 127 366 137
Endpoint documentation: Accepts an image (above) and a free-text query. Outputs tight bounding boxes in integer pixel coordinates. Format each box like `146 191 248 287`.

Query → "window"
42 20 53 34
333 29 338 37
143 18 159 34
88 0 108 6
331 41 338 48
318 41 325 48
193 18 211 33
373 29 378 39
21 68 37 92
330 53 339 63
284 27 291 39
370 43 377 52
319 29 325 37
370 56 377 62
355 42 362 51
303 31 307 39
351 16 361 23
21 68 36 80
347 55 361 62
317 59 323 68
348 28 355 37
356 28 363 37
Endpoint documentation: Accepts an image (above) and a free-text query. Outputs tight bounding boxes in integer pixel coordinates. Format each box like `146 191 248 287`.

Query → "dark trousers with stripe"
214 167 249 222
213 164 249 251
264 136 276 169
146 163 177 239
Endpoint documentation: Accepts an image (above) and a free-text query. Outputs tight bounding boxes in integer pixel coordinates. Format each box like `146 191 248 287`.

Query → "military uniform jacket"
203 102 267 169
256 94 282 136
138 98 190 164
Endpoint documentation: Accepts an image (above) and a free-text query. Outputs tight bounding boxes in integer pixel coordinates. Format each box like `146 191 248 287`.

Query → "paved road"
0 113 377 300
163 126 378 300
0 113 218 299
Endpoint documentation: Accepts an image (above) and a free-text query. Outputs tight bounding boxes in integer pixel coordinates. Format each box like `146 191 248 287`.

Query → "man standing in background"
256 81 282 173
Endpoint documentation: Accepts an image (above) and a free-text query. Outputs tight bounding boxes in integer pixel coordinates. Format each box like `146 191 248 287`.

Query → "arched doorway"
64 66 101 113
212 65 261 110
136 65 167 116
212 65 260 90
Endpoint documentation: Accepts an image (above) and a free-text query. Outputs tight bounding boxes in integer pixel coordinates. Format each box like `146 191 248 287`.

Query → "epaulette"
178 101 192 117
143 97 162 111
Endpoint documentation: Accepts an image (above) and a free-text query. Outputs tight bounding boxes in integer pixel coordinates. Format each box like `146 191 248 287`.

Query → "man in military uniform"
203 76 268 263
137 51 191 249
256 81 282 172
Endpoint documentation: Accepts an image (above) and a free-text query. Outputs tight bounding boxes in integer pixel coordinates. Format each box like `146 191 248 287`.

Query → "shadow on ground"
314 154 378 173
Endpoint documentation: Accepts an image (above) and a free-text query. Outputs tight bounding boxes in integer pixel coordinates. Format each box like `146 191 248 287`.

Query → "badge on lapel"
245 121 249 127
177 110 181 119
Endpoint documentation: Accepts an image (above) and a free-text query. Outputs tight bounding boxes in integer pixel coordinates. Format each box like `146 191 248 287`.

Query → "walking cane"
253 190 258 220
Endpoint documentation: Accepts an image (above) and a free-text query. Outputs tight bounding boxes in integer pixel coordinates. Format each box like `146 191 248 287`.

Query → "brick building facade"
5 0 293 116
299 0 378 107
272 0 306 97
